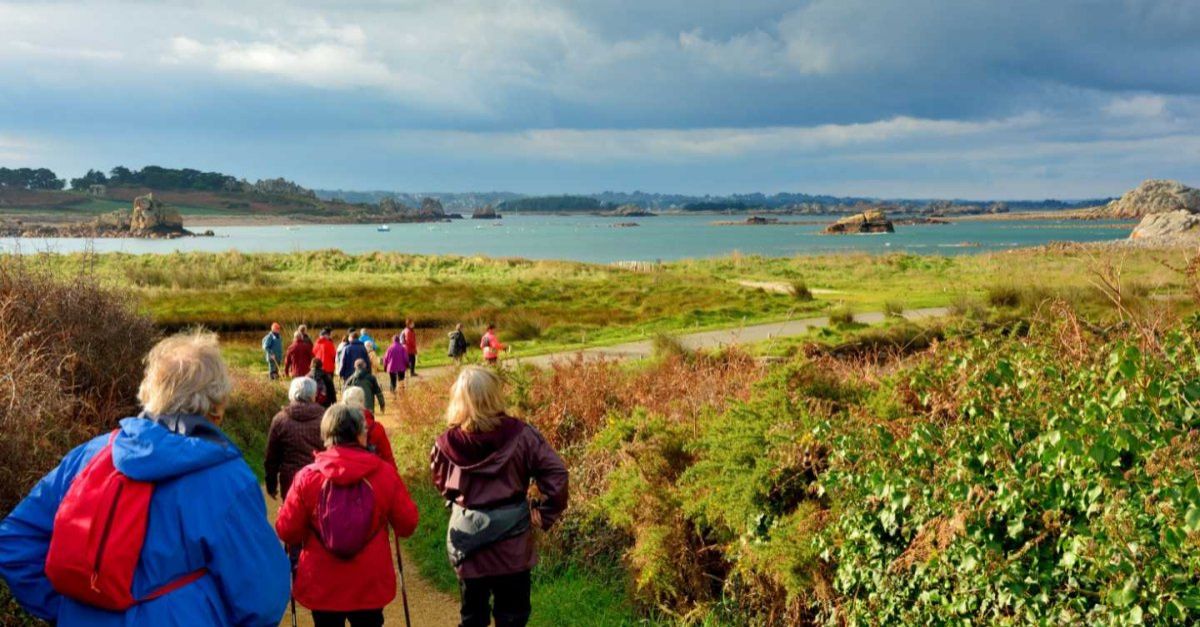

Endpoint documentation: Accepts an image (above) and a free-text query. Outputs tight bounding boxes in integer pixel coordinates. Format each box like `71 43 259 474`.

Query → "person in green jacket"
344 358 386 414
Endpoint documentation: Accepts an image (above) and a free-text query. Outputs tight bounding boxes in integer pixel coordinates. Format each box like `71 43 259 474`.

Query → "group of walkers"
264 321 507 384
0 328 565 627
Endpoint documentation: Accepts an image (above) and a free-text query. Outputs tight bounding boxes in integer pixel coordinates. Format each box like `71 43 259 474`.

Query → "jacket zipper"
90 481 124 591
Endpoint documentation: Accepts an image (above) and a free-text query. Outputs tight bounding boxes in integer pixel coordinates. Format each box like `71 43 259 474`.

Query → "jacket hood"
284 401 324 423
311 445 383 485
112 416 241 482
436 417 526 473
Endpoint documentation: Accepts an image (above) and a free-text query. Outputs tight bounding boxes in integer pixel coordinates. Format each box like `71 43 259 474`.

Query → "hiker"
339 331 371 382
275 404 418 627
345 359 385 415
400 319 419 376
314 327 337 375
343 386 396 467
431 366 569 627
284 328 315 377
383 334 409 394
265 377 327 500
309 357 338 408
448 323 469 364
263 322 284 379
359 327 377 354
480 324 506 366
0 332 290 625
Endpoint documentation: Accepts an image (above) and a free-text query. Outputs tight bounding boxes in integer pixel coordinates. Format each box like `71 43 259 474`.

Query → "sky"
2 0 1199 199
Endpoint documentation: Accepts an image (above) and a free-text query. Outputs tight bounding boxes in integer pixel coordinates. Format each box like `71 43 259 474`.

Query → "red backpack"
44 430 207 611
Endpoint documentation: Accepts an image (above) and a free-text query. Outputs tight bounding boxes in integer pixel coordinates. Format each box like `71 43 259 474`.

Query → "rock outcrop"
129 194 185 234
471 205 501 219
1099 179 1200 219
606 204 654 217
1129 210 1200 241
419 197 445 218
823 209 895 234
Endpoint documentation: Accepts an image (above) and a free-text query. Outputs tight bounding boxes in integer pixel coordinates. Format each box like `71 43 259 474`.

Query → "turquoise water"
2 214 1132 263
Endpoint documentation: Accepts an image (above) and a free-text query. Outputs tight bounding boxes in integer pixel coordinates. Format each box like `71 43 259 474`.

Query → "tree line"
0 168 66 191
70 166 239 192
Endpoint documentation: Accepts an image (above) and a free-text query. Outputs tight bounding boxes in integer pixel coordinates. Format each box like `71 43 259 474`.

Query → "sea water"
2 214 1131 263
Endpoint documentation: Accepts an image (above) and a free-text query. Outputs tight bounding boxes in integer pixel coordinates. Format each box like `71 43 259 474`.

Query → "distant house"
87 184 107 197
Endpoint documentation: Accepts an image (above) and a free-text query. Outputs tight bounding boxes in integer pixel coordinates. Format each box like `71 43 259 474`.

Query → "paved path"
418 306 950 378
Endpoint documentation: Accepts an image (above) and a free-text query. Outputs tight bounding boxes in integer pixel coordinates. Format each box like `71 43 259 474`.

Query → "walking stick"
394 530 412 627
288 545 298 627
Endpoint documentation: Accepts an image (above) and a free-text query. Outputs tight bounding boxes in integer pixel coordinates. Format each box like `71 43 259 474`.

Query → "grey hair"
321 403 365 447
343 385 365 409
288 377 317 403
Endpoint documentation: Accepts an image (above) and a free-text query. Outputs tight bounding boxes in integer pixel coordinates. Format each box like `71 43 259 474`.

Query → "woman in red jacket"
276 404 418 627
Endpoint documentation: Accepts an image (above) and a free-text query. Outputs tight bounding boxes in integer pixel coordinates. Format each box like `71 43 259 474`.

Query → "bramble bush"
589 301 1200 624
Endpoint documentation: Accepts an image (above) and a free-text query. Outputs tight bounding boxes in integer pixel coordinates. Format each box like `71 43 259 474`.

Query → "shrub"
507 316 545 341
790 280 814 301
651 333 691 361
0 256 157 515
985 284 1022 308
882 300 904 318
828 306 855 327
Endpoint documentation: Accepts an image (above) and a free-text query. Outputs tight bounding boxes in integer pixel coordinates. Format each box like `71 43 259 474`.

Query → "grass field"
25 246 1189 370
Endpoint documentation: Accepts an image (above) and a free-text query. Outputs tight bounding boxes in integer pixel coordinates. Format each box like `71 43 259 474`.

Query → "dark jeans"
459 570 531 627
311 609 383 627
388 370 405 390
407 353 418 376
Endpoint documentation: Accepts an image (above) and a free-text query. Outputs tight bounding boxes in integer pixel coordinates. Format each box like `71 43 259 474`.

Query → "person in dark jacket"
0 332 290 626
448 323 469 364
263 322 284 379
345 359 385 415
431 366 569 627
265 377 326 500
284 328 314 377
339 331 371 382
308 358 337 408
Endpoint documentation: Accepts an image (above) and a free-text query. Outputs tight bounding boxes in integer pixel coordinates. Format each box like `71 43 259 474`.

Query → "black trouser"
407 353 417 376
311 609 383 627
388 371 404 391
459 570 531 627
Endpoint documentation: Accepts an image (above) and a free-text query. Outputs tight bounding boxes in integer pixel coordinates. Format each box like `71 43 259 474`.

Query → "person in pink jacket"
480 324 506 366
382 334 408 396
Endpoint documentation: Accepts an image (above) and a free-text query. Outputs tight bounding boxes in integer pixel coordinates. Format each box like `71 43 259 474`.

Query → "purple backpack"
316 477 377 559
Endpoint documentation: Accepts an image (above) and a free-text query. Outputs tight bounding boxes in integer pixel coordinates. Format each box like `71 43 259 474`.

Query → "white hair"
138 332 232 417
288 377 317 403
343 386 365 409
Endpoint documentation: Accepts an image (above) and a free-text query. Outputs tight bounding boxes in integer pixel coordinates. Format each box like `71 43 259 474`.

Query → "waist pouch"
446 501 531 567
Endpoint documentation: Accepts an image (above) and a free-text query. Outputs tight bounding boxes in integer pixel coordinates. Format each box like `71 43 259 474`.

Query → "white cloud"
394 113 1042 161
1104 95 1168 118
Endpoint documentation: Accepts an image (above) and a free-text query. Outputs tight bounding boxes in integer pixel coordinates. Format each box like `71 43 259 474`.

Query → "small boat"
377 225 391 232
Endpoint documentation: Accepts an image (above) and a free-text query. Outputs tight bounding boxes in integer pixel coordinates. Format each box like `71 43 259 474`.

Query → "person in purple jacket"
382 334 409 396
431 366 568 627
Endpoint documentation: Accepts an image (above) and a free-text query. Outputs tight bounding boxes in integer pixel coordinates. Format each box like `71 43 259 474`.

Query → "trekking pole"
288 545 298 627
394 530 412 627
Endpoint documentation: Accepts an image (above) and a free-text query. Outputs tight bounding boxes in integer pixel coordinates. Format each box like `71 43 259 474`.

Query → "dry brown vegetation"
0 258 157 514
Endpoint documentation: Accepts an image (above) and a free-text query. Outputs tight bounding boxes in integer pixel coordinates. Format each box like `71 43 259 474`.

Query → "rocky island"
1111 179 1200 241
0 193 208 239
823 209 895 234
471 205 502 219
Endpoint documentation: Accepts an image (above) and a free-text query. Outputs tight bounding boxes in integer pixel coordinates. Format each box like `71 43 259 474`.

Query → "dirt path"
290 305 950 625
416 306 950 379
264 487 459 627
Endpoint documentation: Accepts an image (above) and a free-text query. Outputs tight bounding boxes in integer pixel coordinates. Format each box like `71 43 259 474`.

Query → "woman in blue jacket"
0 332 291 626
